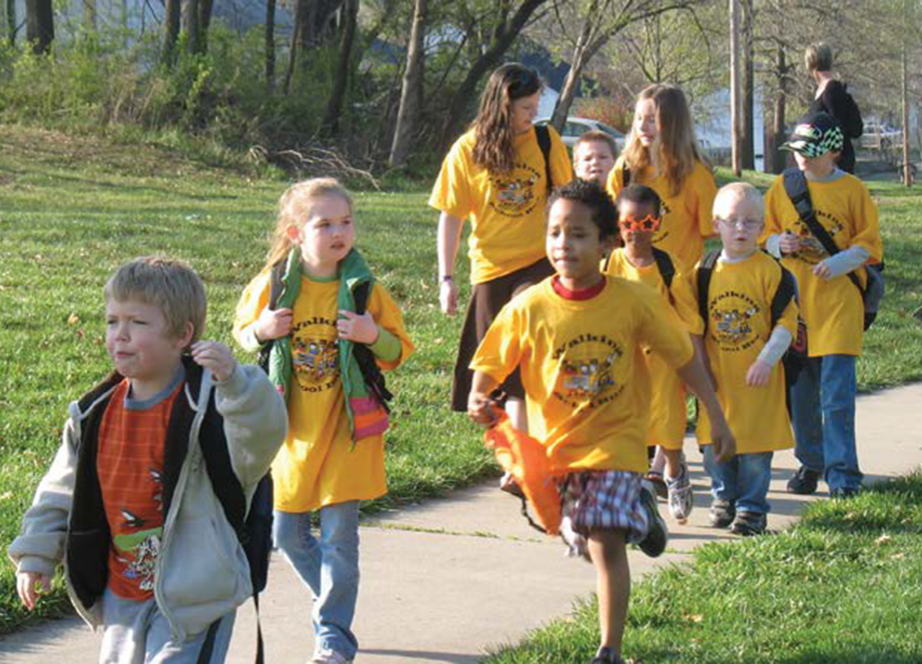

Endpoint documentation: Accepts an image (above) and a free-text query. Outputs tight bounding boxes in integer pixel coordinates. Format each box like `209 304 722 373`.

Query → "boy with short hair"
603 184 700 524
573 130 619 185
674 183 799 535
9 256 288 662
763 112 883 498
468 179 735 664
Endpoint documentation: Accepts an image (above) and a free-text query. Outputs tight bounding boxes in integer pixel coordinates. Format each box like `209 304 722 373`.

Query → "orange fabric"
484 412 562 536
97 379 181 599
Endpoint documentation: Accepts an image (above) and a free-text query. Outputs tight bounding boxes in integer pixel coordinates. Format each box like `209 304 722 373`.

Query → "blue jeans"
273 502 360 659
703 447 774 515
790 354 862 492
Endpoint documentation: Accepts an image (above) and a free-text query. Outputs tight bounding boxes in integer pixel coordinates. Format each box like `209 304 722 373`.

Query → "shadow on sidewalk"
361 649 482 663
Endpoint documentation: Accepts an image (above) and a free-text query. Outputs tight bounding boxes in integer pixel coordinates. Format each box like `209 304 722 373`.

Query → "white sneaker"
311 649 353 664
666 464 693 524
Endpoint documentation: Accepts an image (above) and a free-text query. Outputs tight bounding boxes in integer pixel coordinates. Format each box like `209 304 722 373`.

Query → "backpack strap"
535 124 553 193
622 163 631 187
256 260 287 373
696 250 721 335
651 247 675 290
351 281 394 410
770 263 797 329
782 167 865 297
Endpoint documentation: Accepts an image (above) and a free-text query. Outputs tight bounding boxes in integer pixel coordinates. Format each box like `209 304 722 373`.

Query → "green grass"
485 471 922 664
0 128 921 635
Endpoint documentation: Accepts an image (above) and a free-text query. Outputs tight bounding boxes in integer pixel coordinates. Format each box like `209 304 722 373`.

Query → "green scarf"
268 247 376 437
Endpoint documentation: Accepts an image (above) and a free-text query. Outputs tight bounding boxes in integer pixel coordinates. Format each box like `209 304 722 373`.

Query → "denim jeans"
703 446 774 515
790 354 862 492
273 502 360 659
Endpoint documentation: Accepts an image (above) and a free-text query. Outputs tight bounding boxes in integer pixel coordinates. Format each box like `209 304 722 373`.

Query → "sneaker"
645 470 668 499
560 515 591 563
638 480 668 558
311 649 353 664
830 486 862 500
729 511 766 536
666 464 693 524
590 646 626 664
786 466 821 495
708 499 736 529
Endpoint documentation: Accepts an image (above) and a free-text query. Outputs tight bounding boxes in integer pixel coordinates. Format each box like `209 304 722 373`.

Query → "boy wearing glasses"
603 184 700 524
674 183 799 535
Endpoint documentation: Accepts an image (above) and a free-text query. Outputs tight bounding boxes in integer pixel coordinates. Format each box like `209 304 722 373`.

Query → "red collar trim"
552 276 606 301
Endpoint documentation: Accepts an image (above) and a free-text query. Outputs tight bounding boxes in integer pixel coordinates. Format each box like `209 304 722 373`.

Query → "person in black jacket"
805 42 863 174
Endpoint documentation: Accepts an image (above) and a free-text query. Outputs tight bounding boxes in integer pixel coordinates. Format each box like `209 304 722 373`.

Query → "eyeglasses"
618 214 661 233
716 217 762 230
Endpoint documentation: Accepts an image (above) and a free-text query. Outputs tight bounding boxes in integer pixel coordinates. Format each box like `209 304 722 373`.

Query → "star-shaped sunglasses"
618 214 661 233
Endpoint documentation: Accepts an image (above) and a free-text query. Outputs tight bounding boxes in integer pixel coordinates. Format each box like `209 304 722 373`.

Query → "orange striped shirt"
97 377 182 600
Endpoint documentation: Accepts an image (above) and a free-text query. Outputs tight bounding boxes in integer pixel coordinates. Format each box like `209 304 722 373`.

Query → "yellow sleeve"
428 138 474 219
367 282 415 371
693 162 718 239
777 293 799 338
233 270 272 352
605 156 627 199
469 304 524 385
849 180 883 263
670 268 705 335
548 127 574 188
635 284 695 368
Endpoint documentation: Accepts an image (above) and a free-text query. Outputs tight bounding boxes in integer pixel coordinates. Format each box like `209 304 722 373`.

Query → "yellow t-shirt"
470 276 694 473
763 172 883 357
605 157 717 271
233 270 414 512
602 249 696 449
429 126 574 284
672 251 797 454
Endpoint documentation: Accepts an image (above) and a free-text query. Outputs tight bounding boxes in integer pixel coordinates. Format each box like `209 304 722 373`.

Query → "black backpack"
695 250 807 410
536 124 553 194
782 167 884 330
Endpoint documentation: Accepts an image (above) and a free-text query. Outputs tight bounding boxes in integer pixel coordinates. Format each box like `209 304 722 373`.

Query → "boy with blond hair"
9 256 287 662
573 130 619 186
674 183 798 535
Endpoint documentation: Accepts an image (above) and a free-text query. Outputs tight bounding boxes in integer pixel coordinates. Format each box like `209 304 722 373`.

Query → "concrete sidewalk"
2 384 921 663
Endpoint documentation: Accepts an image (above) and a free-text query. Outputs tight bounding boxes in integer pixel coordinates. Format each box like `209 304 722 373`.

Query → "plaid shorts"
560 470 649 544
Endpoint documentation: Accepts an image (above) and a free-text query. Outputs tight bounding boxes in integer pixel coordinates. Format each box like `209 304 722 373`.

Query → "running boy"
9 257 287 662
603 184 700 524
573 130 619 186
468 179 735 664
674 183 798 535
763 113 883 498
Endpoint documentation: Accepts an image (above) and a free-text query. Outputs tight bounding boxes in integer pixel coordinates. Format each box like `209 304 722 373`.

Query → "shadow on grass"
633 646 922 664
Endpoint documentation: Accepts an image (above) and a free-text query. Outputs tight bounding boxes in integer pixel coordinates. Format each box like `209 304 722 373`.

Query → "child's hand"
256 307 293 342
16 571 51 611
467 392 498 427
711 420 737 463
191 341 238 382
779 232 801 255
746 358 772 387
439 280 459 316
813 260 833 280
337 310 379 345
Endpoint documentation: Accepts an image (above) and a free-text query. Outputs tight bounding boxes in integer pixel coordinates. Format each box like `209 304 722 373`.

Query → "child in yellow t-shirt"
573 130 619 186
234 178 414 664
606 83 717 272
602 184 700 524
763 113 882 499
674 183 798 536
468 179 735 664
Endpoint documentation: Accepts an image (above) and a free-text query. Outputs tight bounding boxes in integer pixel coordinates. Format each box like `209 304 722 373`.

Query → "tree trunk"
740 0 754 170
550 0 599 132
163 0 181 65
902 1 912 186
83 0 96 33
729 0 741 176
265 0 276 90
25 0 54 54
322 0 358 136
198 0 214 53
389 0 428 167
183 0 201 55
284 0 308 93
771 44 787 174
7 0 16 46
439 0 549 150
